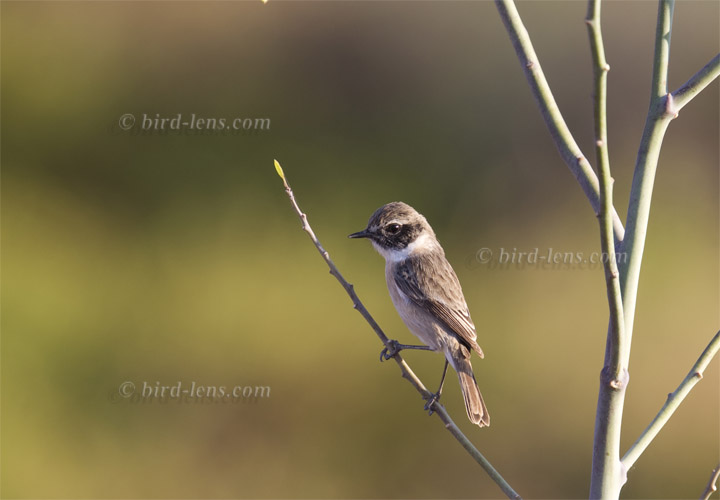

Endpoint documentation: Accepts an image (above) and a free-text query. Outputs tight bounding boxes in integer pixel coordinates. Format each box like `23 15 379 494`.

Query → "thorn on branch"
620 463 628 484
596 139 604 147
602 367 629 391
664 92 679 119
701 464 720 500
526 60 534 69
610 378 624 390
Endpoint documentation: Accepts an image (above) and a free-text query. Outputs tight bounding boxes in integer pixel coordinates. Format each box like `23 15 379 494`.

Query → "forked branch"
495 0 720 498
586 1 628 497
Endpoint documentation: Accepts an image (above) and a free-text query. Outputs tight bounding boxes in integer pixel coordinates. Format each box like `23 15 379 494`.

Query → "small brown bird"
350 202 489 427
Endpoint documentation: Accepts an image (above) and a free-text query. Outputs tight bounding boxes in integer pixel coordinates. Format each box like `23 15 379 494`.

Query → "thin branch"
700 463 720 500
494 0 625 246
621 330 720 470
586 1 628 497
274 160 521 500
618 0 675 366
586 0 625 380
651 0 675 99
672 53 720 113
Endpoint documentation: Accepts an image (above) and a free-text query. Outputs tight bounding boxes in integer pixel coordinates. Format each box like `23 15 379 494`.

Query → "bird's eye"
386 223 402 235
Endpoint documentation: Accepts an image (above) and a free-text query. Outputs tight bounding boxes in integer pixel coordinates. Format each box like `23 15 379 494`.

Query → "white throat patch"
372 232 434 263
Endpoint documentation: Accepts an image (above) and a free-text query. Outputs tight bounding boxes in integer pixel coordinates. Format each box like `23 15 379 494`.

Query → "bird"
349 202 489 427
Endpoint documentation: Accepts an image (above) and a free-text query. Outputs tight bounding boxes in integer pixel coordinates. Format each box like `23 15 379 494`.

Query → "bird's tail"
453 356 489 427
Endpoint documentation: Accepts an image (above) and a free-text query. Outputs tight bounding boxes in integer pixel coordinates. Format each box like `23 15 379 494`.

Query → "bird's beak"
348 229 371 239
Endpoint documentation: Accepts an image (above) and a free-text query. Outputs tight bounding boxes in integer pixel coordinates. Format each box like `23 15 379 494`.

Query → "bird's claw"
380 340 400 362
424 392 441 415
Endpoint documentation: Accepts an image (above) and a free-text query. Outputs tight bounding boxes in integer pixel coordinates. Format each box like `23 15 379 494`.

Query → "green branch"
672 53 720 112
494 0 625 246
621 330 720 469
650 0 674 99
586 0 624 380
585 1 628 497
618 0 675 363
274 160 522 500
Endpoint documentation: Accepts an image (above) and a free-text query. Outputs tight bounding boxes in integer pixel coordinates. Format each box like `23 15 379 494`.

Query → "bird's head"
349 202 437 262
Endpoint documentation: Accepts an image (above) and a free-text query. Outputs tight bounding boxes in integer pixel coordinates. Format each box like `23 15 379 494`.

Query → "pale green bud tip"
274 159 285 180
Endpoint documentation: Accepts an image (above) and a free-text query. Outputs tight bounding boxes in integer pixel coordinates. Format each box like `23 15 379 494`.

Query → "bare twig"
650 0 674 100
618 0 675 356
700 463 720 500
585 2 628 497
672 53 720 113
621 330 720 470
494 0 625 246
274 160 521 500
586 0 625 384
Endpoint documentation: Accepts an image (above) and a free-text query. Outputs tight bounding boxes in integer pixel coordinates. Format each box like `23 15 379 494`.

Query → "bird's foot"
379 341 432 361
424 391 442 415
380 340 401 361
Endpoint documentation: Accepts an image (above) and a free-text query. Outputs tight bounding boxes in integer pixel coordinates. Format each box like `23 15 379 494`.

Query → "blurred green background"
2 1 718 498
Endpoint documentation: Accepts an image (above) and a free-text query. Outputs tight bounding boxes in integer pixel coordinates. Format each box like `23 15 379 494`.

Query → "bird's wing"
393 253 483 357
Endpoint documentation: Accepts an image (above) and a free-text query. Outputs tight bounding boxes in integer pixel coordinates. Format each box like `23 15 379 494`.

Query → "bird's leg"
424 359 449 415
379 339 432 361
